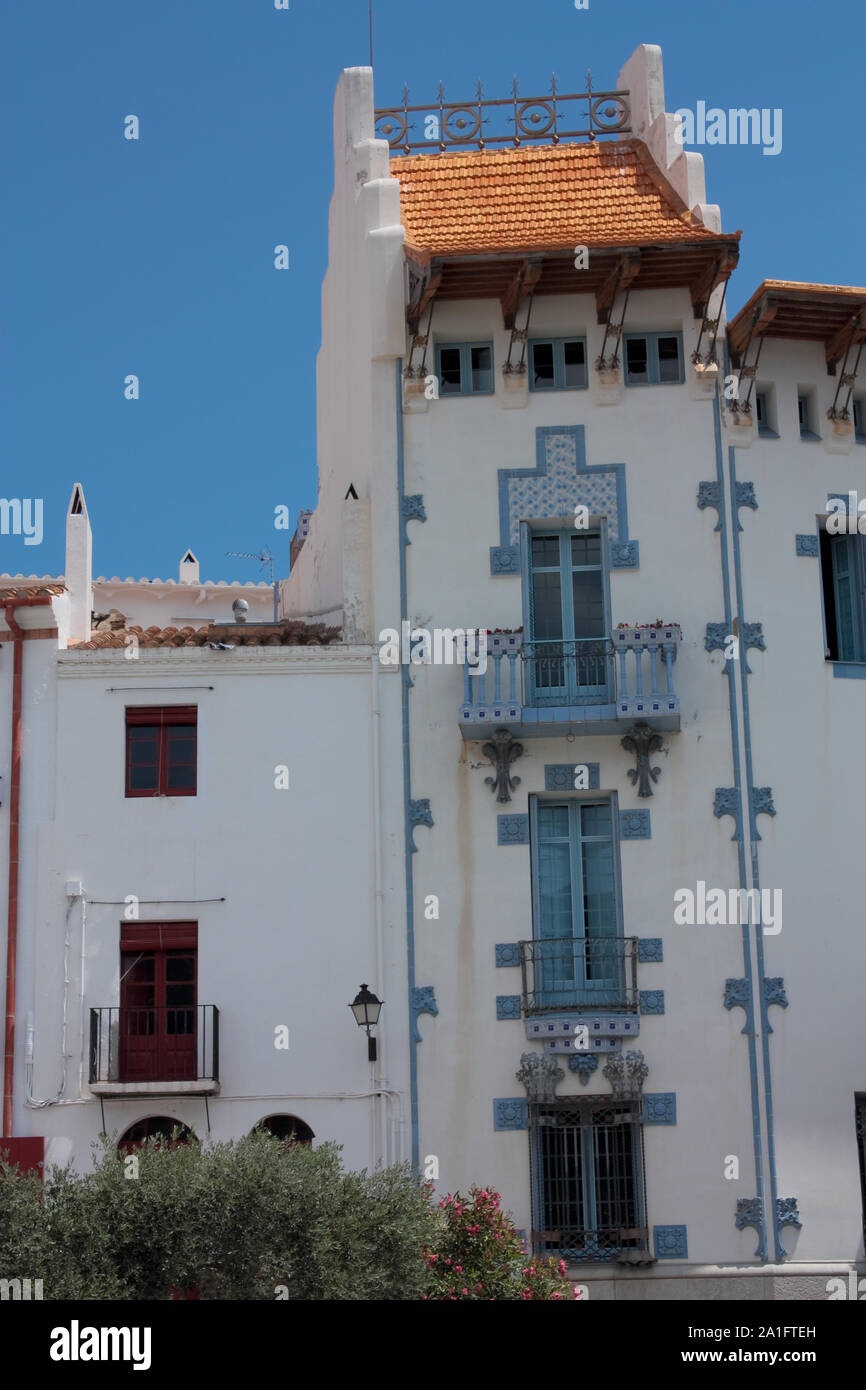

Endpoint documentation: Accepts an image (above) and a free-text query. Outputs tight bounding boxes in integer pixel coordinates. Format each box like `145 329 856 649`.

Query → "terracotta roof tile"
69 619 341 651
391 139 718 257
0 581 67 599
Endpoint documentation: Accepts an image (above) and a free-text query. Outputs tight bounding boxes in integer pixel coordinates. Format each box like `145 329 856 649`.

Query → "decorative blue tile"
638 938 663 963
496 995 522 1020
498 814 529 845
620 809 651 839
544 762 600 791
833 662 866 678
654 1225 688 1259
644 1093 677 1125
795 534 819 557
490 425 637 576
639 990 665 1015
495 943 521 968
493 1098 527 1131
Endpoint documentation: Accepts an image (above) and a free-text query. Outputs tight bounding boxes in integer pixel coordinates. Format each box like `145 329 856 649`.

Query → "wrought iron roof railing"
375 75 631 155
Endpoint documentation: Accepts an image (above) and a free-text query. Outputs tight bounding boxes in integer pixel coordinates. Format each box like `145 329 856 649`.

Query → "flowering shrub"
422 1186 578 1301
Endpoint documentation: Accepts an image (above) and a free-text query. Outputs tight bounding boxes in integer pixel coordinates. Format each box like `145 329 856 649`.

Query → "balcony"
519 937 639 1014
459 629 680 738
89 1005 220 1096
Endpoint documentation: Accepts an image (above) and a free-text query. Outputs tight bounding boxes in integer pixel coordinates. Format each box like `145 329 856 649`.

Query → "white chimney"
179 550 200 584
64 483 92 644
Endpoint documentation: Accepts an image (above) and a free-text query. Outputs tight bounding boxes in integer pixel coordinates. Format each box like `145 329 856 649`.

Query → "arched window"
255 1114 314 1146
117 1116 197 1154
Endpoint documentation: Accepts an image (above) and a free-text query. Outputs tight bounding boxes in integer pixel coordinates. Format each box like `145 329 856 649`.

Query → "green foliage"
0 1133 435 1300
423 1186 577 1301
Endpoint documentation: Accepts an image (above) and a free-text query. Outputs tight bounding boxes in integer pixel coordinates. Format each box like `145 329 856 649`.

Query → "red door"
119 925 197 1082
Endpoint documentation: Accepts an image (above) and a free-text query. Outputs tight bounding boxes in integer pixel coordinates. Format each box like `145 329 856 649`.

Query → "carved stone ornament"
603 1049 648 1097
516 1051 564 1102
482 727 524 803
621 722 663 798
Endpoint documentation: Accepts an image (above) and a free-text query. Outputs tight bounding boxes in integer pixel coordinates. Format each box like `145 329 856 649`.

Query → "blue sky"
2 0 863 584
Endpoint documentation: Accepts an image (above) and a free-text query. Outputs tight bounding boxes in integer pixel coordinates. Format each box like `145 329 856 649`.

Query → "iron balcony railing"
89 1005 219 1086
519 937 639 1014
523 638 614 707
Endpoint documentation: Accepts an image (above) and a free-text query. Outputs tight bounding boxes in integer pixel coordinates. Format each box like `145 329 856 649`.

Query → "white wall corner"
693 202 722 234
618 44 710 218
64 482 92 645
368 224 408 359
342 497 373 643
617 44 667 141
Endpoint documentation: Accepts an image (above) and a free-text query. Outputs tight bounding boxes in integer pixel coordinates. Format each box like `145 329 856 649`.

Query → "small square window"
435 343 494 396
624 332 684 386
755 390 778 439
126 706 197 798
854 399 865 443
528 339 588 391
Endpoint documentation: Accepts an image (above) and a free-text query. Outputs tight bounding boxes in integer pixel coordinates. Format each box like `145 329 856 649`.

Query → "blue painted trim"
493 1098 528 1131
396 359 420 1172
408 798 434 852
833 662 866 678
498 813 529 845
544 762 600 791
795 534 819 557
639 990 665 1015
638 938 663 963
620 809 651 839
653 1225 688 1259
728 410 782 1261
644 1093 676 1124
610 540 639 568
495 943 521 967
496 995 522 1020
714 382 768 1259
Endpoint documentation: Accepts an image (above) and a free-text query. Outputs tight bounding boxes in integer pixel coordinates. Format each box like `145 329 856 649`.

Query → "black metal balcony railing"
519 938 638 1014
523 639 614 707
89 1006 219 1086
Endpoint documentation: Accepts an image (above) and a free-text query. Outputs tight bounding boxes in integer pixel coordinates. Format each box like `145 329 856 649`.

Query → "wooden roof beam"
595 251 641 325
825 305 866 373
689 246 739 319
500 257 544 328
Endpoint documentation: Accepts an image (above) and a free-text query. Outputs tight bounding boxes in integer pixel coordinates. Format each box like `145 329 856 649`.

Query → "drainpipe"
3 595 53 1137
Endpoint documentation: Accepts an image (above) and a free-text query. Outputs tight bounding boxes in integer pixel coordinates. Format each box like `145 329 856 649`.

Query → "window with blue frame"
529 797 625 1010
435 342 494 396
530 1096 646 1261
529 338 588 391
524 531 611 706
623 332 684 386
854 399 866 443
820 530 866 663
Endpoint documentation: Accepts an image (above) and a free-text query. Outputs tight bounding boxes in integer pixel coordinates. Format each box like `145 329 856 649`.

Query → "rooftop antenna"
226 547 279 622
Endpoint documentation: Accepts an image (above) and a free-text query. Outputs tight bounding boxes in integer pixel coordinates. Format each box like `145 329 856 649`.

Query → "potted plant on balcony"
612 621 682 647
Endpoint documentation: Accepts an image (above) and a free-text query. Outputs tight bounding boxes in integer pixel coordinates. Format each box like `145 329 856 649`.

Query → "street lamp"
349 983 382 1062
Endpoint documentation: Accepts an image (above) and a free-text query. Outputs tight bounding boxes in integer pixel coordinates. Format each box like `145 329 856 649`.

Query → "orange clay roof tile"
391 140 718 257
69 620 342 650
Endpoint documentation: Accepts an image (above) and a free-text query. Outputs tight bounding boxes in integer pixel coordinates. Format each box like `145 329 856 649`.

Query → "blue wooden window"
524 530 611 706
530 1096 645 1261
530 797 623 1008
529 338 588 391
820 531 866 663
798 392 819 440
755 391 778 438
435 342 494 396
623 332 684 386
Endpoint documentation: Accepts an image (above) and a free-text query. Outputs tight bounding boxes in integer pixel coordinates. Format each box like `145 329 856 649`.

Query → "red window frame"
125 705 197 798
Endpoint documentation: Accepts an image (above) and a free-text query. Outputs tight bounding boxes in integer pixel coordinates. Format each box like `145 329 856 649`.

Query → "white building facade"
2 42 865 1299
